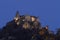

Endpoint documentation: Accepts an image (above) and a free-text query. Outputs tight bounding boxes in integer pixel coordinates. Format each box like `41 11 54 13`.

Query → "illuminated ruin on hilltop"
14 11 41 29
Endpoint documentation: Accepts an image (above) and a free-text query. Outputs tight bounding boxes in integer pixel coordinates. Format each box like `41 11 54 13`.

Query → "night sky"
0 0 60 32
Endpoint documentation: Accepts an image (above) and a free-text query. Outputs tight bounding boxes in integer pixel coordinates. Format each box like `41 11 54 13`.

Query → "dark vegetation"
0 11 60 40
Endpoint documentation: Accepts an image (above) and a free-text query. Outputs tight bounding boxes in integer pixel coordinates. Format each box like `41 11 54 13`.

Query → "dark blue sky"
0 0 60 32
